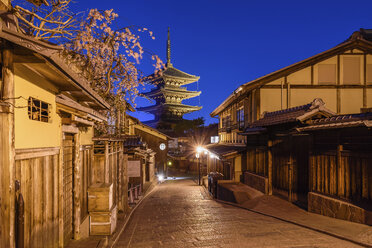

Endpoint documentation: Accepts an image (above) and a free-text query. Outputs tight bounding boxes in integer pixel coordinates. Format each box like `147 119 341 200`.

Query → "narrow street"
115 179 361 248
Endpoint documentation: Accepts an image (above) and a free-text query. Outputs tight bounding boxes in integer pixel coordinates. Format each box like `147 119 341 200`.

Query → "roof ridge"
263 98 325 118
311 112 372 125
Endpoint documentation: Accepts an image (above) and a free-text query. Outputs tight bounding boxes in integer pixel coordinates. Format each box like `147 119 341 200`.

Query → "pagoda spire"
166 27 172 67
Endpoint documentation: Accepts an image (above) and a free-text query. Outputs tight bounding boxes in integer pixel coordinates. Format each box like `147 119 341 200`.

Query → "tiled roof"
250 98 334 128
144 66 199 83
124 135 144 147
297 112 372 131
346 28 372 43
252 104 313 127
205 143 246 157
162 66 199 79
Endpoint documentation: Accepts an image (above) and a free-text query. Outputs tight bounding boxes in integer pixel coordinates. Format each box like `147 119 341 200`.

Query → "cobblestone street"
115 178 362 248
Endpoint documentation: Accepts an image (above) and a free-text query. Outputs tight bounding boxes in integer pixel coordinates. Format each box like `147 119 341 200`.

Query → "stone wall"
217 180 237 203
243 171 268 194
308 192 372 226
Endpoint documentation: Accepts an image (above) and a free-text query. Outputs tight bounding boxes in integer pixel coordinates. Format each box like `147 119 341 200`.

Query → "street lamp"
195 152 200 185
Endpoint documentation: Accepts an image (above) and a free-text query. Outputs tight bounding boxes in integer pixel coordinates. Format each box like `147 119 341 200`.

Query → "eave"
0 24 110 110
142 87 201 99
137 103 202 113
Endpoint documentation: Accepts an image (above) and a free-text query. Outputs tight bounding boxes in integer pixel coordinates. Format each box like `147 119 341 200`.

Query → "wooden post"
118 142 124 211
104 141 109 183
123 153 129 212
337 143 343 197
58 132 64 247
0 41 16 248
73 132 81 240
267 140 273 195
363 54 367 108
116 110 121 135
308 134 314 192
286 79 291 109
288 136 293 202
336 55 341 114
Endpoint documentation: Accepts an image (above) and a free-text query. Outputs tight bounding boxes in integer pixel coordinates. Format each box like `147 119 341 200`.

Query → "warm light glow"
168 161 172 166
196 146 203 153
195 153 200 158
158 174 164 181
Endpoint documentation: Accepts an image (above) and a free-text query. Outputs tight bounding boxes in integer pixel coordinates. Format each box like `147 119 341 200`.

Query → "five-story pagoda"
138 28 202 130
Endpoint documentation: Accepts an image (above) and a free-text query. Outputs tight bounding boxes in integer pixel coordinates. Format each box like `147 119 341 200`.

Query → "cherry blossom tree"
61 8 164 133
12 0 78 40
12 1 164 134
62 9 163 104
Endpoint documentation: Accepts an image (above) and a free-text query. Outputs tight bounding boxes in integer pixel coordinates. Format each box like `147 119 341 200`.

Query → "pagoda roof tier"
142 87 201 100
137 103 202 114
146 65 200 86
162 66 199 80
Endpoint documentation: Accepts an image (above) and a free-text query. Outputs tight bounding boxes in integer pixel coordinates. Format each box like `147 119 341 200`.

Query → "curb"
106 181 159 248
215 199 372 248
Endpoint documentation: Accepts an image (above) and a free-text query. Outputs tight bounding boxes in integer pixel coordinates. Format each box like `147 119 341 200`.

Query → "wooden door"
63 133 74 244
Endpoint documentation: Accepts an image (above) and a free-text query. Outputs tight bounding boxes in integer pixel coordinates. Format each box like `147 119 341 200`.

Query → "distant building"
137 28 202 132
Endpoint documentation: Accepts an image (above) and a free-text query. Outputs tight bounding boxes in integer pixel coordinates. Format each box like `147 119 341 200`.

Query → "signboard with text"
128 160 141 178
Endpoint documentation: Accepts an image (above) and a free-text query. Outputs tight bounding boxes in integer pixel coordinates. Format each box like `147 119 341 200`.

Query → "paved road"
115 178 361 248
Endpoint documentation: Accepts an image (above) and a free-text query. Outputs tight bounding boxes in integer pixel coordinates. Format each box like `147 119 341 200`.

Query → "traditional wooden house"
297 112 372 225
0 14 114 247
241 99 334 205
210 28 372 189
133 119 170 179
124 115 169 183
238 99 371 225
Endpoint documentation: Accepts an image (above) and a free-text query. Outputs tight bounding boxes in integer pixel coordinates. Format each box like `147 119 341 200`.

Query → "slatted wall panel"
15 151 60 248
310 151 372 203
79 145 92 222
63 134 74 245
273 154 290 191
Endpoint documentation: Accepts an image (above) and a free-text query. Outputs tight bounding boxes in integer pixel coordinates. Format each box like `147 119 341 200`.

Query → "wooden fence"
310 150 372 203
15 147 60 248
92 140 127 211
246 148 268 177
79 145 93 223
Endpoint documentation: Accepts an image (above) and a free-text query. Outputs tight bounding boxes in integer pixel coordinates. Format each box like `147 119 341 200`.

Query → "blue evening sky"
72 0 372 125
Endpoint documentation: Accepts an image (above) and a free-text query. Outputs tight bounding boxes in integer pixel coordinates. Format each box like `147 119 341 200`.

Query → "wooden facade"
15 148 60 247
92 139 128 212
239 103 372 225
211 30 372 185
0 15 115 247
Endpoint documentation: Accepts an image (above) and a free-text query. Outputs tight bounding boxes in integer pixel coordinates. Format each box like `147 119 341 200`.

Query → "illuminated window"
211 136 219 144
28 97 51 123
222 116 231 128
236 108 244 129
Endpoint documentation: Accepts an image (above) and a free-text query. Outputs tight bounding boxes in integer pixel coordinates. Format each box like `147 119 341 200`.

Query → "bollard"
129 189 134 204
134 186 138 200
16 193 24 248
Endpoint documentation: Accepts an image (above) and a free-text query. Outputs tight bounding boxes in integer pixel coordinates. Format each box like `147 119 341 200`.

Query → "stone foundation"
308 192 372 225
217 180 237 203
243 171 268 194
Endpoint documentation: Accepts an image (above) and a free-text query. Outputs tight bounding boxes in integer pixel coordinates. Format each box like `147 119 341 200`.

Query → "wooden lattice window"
28 97 51 123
